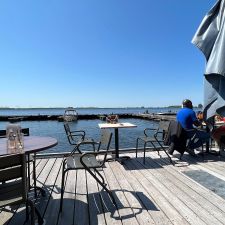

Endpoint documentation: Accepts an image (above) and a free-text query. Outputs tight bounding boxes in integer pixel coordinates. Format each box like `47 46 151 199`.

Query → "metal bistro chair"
60 129 115 212
64 122 95 154
136 120 173 164
0 153 43 225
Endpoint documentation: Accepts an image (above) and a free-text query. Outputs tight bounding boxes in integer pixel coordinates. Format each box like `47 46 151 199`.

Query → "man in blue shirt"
176 99 210 156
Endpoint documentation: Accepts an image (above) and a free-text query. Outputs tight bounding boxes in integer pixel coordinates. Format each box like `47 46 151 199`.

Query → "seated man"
176 99 210 156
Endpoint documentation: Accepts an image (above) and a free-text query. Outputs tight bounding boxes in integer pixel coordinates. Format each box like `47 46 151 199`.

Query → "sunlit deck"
2 150 225 225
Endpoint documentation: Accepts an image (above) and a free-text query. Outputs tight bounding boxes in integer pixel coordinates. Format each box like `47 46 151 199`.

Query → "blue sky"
0 0 216 108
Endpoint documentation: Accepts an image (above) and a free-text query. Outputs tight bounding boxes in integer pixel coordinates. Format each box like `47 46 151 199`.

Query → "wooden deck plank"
109 161 155 225
96 169 123 225
40 158 62 225
124 158 187 225
146 152 225 224
126 156 207 225
182 154 225 182
2 151 225 225
103 162 139 225
57 169 76 225
74 169 89 225
86 170 106 225
137 155 224 225
118 160 176 225
5 158 50 225
149 151 225 212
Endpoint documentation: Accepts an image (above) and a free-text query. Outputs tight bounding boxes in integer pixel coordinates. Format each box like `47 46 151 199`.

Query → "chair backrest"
63 123 86 146
97 129 112 150
64 123 70 136
98 129 112 162
156 120 171 141
63 122 75 145
0 128 29 138
0 153 27 207
158 120 170 132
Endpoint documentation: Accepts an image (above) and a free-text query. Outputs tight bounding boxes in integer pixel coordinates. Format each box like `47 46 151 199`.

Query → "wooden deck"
2 150 225 225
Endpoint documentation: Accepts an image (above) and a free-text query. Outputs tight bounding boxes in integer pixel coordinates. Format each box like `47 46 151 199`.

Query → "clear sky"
0 0 217 108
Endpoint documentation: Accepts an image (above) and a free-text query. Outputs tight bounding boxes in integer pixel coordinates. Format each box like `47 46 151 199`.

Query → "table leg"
114 128 130 164
27 153 46 197
115 128 119 158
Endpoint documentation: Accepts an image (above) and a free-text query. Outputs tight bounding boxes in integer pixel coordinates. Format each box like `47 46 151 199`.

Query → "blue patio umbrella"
192 0 225 122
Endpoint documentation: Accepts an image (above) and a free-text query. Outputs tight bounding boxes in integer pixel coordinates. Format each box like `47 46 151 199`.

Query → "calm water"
0 107 179 116
0 118 158 153
0 108 181 153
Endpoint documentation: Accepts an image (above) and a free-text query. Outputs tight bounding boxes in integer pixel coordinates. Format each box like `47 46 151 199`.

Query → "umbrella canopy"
192 0 225 121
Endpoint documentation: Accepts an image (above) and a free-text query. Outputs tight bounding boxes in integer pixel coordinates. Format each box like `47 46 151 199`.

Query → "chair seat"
77 138 95 144
66 154 101 169
138 136 155 142
138 136 165 144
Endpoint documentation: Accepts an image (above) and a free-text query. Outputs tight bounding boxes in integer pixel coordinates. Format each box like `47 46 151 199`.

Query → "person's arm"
191 111 201 127
193 120 201 127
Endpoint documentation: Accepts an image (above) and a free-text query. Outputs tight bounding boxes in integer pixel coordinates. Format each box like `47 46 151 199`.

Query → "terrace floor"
2 150 225 225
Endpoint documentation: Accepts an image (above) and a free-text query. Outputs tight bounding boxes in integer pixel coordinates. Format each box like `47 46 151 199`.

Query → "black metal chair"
64 122 95 154
0 153 44 225
136 120 173 164
60 129 115 212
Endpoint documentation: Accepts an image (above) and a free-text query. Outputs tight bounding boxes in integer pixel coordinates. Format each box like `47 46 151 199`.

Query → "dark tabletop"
0 136 58 155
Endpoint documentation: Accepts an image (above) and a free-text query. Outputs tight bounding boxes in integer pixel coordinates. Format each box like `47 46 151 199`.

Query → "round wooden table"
0 136 58 155
0 136 58 197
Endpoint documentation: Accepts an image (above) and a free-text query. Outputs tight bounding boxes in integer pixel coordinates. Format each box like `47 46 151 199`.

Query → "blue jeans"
185 129 210 150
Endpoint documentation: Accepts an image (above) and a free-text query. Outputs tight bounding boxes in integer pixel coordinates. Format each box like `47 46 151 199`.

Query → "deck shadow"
56 188 159 224
123 157 164 170
183 169 225 200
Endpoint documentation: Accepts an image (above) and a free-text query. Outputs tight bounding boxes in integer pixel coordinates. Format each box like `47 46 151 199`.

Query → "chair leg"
143 142 147 164
35 207 44 224
86 168 116 205
60 163 66 212
150 142 159 155
155 143 160 155
27 199 44 225
95 169 106 186
27 200 35 225
136 138 139 158
70 145 82 155
161 145 174 165
33 154 37 197
25 201 29 222
155 139 174 165
27 155 31 190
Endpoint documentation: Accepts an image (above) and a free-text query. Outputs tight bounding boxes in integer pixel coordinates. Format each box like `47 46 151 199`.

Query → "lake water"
0 107 188 153
0 107 179 116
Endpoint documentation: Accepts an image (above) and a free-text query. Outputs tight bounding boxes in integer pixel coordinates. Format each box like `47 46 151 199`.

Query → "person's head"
182 99 193 109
